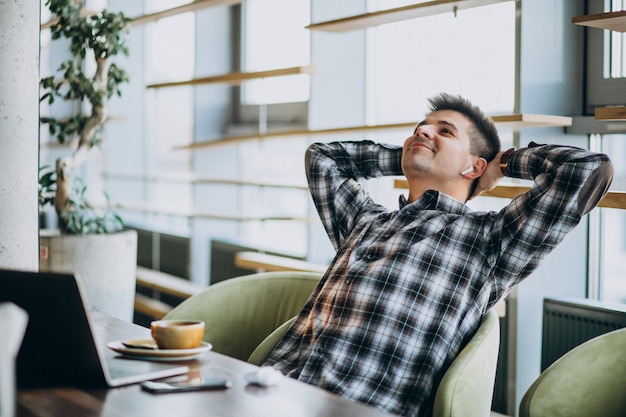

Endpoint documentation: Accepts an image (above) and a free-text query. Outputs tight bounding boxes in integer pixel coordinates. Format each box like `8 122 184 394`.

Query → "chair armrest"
248 316 297 366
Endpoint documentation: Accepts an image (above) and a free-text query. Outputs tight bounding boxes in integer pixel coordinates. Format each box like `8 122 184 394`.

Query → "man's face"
401 110 474 180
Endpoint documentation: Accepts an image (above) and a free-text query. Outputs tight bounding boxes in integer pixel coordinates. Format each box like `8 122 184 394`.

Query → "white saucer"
107 339 212 361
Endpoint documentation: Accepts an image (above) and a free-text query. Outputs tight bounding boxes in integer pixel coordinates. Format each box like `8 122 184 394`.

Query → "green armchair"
432 309 501 417
248 315 298 365
163 271 322 361
519 327 626 417
249 309 501 417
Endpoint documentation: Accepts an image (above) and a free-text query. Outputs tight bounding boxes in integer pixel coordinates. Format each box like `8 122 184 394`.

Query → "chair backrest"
432 309 500 417
519 327 626 417
164 271 322 361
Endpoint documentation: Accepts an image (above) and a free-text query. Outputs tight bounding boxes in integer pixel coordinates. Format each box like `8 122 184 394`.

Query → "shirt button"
316 347 323 354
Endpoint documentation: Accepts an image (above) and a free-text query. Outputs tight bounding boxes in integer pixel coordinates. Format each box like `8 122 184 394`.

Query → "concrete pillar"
0 0 40 271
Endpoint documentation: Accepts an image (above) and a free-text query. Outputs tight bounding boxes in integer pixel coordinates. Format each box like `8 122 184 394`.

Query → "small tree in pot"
38 0 138 321
39 0 131 234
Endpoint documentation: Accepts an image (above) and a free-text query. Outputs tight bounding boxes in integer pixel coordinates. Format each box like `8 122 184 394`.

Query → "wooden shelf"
234 252 327 274
178 122 414 150
490 113 572 128
191 178 307 190
306 0 511 33
147 65 314 89
136 266 202 299
116 201 316 222
572 10 626 33
597 191 626 209
479 184 531 200
104 172 308 190
135 266 204 320
40 140 76 149
394 180 626 210
595 106 626 121
42 0 242 31
119 187 626 220
129 0 242 27
178 114 572 151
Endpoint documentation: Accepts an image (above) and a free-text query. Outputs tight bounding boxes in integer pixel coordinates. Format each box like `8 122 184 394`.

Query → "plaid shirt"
264 140 612 417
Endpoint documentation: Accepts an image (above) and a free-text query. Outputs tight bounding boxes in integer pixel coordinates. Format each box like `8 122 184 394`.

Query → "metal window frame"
584 0 626 114
233 0 310 127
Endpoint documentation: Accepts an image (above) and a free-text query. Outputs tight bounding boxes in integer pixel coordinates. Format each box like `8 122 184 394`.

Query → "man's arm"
473 143 613 215
305 140 403 251
480 143 613 298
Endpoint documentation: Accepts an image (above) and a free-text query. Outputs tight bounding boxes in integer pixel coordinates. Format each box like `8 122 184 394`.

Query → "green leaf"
41 0 129 235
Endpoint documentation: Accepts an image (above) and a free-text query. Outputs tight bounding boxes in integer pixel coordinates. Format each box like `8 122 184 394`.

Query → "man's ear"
462 157 488 179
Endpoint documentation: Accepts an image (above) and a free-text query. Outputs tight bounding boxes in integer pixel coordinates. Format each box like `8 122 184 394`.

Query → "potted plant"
38 0 137 320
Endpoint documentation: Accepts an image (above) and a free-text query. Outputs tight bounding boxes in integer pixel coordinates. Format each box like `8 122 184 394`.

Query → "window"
365 0 516 124
607 3 626 78
242 0 310 105
144 11 195 173
598 134 626 304
364 1 517 211
582 0 626 306
237 0 310 125
585 0 626 113
123 1 195 234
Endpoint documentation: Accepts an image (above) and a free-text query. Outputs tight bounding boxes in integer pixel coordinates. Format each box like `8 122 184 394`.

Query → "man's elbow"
577 156 614 215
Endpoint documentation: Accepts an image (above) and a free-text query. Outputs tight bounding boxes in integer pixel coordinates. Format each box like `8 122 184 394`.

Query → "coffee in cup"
150 320 205 350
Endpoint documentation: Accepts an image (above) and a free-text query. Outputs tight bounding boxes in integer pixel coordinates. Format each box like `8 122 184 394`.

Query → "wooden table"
17 314 393 417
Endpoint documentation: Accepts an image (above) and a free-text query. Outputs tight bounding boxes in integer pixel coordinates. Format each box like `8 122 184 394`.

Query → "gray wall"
0 0 40 271
191 6 239 285
307 0 368 266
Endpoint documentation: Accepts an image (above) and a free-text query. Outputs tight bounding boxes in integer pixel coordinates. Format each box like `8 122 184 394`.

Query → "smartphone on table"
141 377 233 394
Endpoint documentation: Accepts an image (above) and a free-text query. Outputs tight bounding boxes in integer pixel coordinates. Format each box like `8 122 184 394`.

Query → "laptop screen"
0 269 188 388
0 269 105 387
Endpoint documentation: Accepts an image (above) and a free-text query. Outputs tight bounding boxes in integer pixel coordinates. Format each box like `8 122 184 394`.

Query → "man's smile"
408 139 435 152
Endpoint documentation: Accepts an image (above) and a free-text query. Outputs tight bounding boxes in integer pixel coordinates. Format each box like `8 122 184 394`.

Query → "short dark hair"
427 93 501 200
427 93 501 160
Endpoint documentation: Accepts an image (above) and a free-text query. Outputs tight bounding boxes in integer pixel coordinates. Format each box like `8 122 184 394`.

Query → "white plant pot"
39 229 137 321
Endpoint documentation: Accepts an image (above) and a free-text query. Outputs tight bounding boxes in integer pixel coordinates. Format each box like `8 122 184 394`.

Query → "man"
262 93 613 417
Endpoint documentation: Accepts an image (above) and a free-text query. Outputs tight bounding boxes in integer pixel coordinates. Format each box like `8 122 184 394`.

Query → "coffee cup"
150 320 205 350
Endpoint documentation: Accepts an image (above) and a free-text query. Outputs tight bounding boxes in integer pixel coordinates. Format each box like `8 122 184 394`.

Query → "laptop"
0 268 190 388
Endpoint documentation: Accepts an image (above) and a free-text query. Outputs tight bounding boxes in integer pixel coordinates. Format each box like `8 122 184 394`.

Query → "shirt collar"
398 190 470 215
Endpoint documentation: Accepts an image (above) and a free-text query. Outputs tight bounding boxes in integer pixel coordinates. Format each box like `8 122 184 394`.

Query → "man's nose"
416 125 434 140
